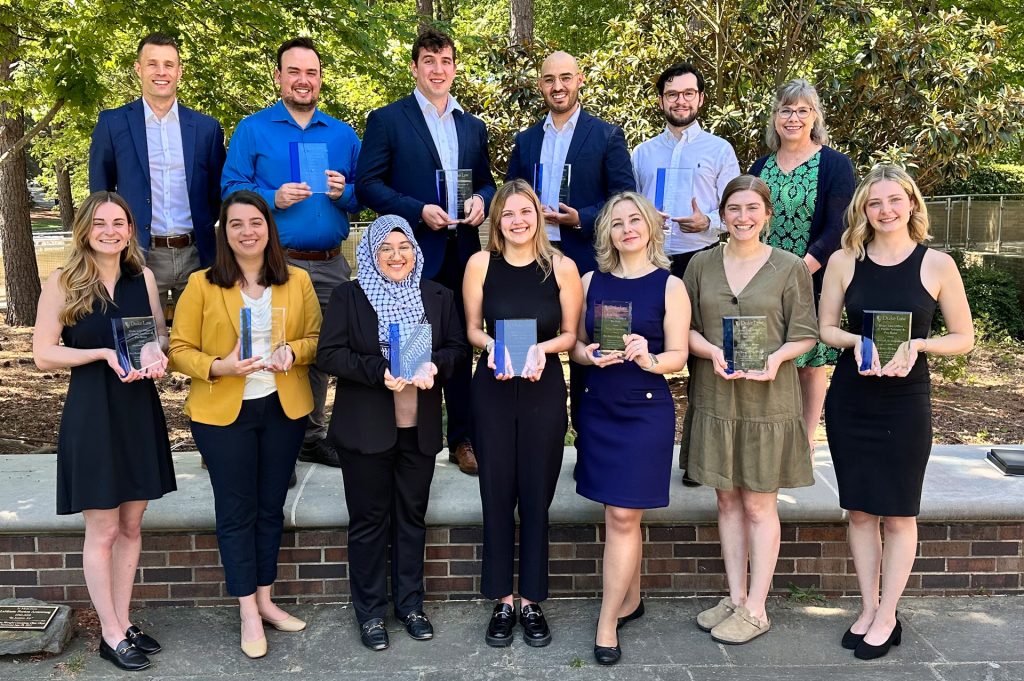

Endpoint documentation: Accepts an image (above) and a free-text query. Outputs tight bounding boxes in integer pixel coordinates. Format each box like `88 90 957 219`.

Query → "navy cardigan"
749 145 856 299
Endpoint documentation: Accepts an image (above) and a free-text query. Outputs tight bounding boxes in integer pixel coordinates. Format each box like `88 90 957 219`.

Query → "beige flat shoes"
696 597 737 632
710 605 771 645
262 615 307 632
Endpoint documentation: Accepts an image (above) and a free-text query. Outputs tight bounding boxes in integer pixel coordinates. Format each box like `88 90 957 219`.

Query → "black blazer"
317 279 468 456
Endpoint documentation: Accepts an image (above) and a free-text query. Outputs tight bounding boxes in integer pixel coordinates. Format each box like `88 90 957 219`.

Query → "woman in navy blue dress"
572 192 689 665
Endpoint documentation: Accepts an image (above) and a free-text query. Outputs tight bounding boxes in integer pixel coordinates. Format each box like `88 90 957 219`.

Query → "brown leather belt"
152 233 194 248
285 246 342 261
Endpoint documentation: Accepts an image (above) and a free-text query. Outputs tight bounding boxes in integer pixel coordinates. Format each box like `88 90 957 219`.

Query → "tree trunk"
510 0 534 47
0 35 41 326
54 159 75 231
416 0 433 31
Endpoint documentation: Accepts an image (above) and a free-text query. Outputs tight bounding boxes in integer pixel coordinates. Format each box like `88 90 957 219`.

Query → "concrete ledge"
0 445 1020 534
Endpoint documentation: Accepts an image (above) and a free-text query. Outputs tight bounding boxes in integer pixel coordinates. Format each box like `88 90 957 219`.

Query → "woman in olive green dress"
681 175 818 645
749 79 856 449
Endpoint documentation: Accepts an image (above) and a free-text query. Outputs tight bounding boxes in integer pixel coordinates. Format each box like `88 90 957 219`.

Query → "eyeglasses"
377 245 414 258
777 107 814 120
662 89 700 103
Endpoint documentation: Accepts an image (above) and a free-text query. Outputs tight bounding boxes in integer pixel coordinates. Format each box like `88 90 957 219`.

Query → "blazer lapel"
179 105 197 195
222 283 244 340
454 110 469 169
401 96 443 169
526 122 544 168
564 109 595 167
127 100 151 184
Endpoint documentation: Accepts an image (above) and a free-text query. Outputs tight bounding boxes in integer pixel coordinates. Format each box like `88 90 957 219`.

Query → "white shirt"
142 98 194 237
538 105 582 241
240 288 278 401
413 88 463 215
631 122 740 256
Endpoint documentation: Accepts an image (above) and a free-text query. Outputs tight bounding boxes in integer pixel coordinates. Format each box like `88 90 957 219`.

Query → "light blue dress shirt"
538 105 582 242
143 99 193 237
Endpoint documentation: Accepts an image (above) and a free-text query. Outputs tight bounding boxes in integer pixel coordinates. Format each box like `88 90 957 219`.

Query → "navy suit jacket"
89 98 226 266
505 108 635 274
355 94 496 281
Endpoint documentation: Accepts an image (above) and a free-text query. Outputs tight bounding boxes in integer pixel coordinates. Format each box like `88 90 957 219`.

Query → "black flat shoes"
360 618 389 651
485 603 516 647
617 599 645 630
520 603 552 647
100 638 151 671
125 625 161 654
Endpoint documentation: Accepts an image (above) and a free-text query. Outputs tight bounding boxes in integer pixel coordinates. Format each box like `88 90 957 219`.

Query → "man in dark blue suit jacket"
505 51 635 275
356 29 496 476
89 33 225 301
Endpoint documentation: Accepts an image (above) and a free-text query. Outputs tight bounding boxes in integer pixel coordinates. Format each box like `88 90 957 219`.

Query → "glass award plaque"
388 322 433 380
240 307 254 360
722 316 768 374
861 310 912 371
239 307 286 362
494 318 537 378
111 316 161 373
289 142 330 193
654 167 695 220
436 169 474 223
594 300 632 354
532 163 572 209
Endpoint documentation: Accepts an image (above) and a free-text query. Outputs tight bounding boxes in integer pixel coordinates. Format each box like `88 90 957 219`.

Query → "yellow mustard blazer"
169 266 322 426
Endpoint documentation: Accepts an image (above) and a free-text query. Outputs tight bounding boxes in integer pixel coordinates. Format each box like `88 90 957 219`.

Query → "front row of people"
35 165 973 670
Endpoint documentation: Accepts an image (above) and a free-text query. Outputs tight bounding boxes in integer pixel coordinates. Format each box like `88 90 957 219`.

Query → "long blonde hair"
486 179 557 279
59 192 146 326
594 192 670 273
842 165 931 260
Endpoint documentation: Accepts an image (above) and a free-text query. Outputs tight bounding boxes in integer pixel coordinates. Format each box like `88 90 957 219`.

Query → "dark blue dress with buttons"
575 268 675 509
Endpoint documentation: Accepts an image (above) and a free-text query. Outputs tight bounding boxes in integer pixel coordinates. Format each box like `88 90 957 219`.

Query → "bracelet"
641 353 659 372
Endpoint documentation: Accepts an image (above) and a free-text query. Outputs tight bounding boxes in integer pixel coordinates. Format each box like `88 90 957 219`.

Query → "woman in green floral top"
750 79 856 450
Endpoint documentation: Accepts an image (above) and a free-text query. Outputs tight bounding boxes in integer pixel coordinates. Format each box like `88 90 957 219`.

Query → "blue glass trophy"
289 142 330 193
111 316 160 373
389 322 433 380
494 319 537 378
436 169 474 223
654 167 695 227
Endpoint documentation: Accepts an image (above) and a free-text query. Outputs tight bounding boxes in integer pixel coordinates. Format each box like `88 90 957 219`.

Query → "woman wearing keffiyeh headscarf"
317 215 468 652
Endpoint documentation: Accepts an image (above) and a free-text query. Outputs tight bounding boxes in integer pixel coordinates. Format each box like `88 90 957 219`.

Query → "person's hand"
622 333 650 367
275 182 313 209
105 348 144 382
138 341 168 378
325 170 347 200
384 368 410 392
212 339 265 377
422 204 458 231
487 344 515 380
464 195 485 226
586 342 625 368
411 362 438 390
543 203 581 228
743 351 782 381
881 340 919 378
855 336 880 376
523 344 547 381
710 346 744 380
671 198 710 233
265 344 295 373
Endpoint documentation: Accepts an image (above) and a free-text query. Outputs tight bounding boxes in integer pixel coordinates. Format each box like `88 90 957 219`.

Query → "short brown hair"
206 191 290 289
412 29 456 63
137 33 178 58
277 37 321 70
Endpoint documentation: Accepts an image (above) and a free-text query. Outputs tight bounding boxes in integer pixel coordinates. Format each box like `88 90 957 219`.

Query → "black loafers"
401 610 434 640
125 625 161 654
360 618 389 651
594 642 622 665
617 599 645 630
520 603 552 647
100 638 151 671
485 603 516 647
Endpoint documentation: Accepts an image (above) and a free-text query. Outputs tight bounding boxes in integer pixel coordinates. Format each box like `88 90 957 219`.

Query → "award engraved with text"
436 169 474 223
389 322 433 380
654 167 695 225
289 142 330 193
723 315 768 374
494 318 538 378
861 310 912 371
111 316 161 373
532 163 572 209
594 301 632 354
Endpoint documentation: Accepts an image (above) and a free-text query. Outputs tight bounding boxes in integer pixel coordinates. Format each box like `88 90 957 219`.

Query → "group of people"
32 26 975 672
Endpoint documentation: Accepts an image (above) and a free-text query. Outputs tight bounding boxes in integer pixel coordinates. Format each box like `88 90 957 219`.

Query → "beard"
546 91 579 115
283 93 318 112
664 109 698 129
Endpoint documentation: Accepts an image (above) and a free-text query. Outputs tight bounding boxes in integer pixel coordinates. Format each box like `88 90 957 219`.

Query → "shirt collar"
413 88 463 118
142 98 179 123
543 104 582 134
270 99 328 128
665 120 703 145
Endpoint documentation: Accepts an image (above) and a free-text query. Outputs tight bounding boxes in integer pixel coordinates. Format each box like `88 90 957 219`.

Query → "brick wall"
1 523 1021 607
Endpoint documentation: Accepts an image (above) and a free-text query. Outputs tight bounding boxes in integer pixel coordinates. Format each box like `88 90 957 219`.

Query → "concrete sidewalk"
2 596 1022 680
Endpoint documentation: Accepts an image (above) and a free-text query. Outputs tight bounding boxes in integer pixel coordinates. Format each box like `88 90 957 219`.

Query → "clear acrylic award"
532 163 572 209
594 301 632 355
494 318 538 378
861 310 912 370
654 167 695 227
723 315 768 374
289 142 330 193
389 322 433 380
111 316 161 373
436 169 474 223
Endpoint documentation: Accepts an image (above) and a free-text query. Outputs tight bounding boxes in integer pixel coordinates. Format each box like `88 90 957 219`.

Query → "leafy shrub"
935 256 1024 341
933 164 1024 196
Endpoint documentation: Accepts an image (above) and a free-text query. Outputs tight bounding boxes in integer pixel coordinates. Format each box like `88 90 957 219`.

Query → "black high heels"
841 626 865 650
854 619 902 660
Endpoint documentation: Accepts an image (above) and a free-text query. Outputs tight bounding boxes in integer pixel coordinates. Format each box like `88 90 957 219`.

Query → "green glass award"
861 310 912 370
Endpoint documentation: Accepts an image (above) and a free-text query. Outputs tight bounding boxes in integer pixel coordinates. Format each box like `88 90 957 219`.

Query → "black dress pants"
340 427 436 624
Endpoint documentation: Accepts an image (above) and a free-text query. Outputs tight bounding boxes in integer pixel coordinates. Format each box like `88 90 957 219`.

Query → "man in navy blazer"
505 51 635 275
356 28 496 475
89 33 226 301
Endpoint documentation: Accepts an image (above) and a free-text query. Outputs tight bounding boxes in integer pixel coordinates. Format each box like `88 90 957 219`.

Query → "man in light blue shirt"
222 37 362 467
631 62 740 279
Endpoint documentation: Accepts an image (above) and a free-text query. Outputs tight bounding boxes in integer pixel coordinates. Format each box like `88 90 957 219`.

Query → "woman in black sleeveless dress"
33 192 175 672
820 165 974 660
463 179 582 649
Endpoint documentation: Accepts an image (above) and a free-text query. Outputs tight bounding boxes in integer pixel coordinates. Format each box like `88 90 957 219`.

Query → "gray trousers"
146 242 201 304
286 253 352 443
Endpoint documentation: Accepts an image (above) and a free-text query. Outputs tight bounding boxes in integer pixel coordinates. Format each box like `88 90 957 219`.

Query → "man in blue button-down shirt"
222 37 361 466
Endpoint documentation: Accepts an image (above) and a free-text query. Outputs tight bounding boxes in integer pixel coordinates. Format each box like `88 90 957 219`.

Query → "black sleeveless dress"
56 269 176 515
824 244 937 517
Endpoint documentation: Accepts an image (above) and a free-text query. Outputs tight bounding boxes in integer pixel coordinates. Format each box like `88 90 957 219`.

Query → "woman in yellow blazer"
169 191 320 659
